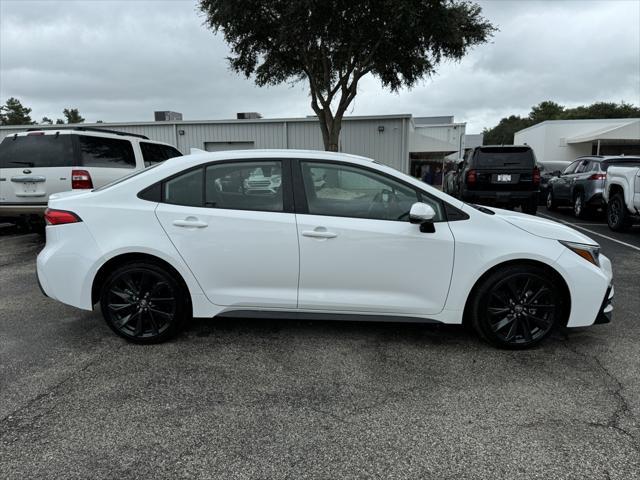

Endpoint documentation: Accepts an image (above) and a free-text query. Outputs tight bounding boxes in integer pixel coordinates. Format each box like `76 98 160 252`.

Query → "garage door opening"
204 141 255 152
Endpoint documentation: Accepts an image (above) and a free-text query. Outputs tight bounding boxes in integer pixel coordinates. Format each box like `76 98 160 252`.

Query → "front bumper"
594 285 614 324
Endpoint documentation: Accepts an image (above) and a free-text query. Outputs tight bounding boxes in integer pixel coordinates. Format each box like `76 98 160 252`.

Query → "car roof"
170 149 375 164
576 155 640 162
475 145 532 149
3 128 175 148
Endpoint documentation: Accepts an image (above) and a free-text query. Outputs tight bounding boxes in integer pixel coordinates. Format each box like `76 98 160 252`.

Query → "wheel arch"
462 259 571 326
91 252 193 309
607 182 624 198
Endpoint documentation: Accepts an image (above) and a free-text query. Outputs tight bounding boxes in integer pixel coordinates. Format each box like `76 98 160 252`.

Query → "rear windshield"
474 147 535 168
0 134 74 168
602 159 640 170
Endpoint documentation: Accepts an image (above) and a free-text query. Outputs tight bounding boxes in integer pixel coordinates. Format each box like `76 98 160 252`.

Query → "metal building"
0 114 468 177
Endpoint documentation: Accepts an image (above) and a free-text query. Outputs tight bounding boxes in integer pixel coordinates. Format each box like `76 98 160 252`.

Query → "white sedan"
37 150 614 348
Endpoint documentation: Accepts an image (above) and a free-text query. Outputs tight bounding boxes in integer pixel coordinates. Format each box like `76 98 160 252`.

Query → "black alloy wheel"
471 265 562 348
100 262 188 343
573 191 587 219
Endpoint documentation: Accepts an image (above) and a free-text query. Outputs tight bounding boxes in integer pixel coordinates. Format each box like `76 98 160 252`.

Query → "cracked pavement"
1 214 639 479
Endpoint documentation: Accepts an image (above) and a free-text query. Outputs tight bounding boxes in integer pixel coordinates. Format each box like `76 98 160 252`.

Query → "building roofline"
515 117 640 135
0 113 414 130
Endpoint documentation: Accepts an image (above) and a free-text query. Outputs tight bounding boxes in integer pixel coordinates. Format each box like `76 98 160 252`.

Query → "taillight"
71 169 93 189
532 166 541 186
44 208 82 225
466 169 477 185
589 173 606 180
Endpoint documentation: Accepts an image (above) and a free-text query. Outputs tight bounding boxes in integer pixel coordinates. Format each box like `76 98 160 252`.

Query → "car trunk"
0 133 75 206
470 147 536 191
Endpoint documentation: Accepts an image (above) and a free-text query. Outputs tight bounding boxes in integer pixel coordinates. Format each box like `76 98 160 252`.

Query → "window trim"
148 158 294 213
291 159 455 223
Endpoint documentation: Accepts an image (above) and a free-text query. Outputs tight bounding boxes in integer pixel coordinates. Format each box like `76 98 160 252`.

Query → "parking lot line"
539 213 640 252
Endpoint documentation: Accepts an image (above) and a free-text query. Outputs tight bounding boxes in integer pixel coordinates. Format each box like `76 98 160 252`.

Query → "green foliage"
41 116 53 125
63 108 85 124
483 101 640 145
199 0 495 150
55 118 65 125
0 97 35 125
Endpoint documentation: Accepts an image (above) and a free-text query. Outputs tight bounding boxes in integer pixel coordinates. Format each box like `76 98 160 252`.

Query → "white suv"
0 127 182 223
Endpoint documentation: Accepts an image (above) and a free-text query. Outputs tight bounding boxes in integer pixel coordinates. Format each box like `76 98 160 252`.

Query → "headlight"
559 240 600 267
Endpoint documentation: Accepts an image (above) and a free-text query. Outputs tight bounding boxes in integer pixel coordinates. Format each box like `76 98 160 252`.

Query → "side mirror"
410 203 436 233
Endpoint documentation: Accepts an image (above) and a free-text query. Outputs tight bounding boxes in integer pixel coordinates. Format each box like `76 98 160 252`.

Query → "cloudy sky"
0 0 638 132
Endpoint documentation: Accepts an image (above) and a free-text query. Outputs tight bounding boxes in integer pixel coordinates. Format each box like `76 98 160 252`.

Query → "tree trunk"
313 106 342 152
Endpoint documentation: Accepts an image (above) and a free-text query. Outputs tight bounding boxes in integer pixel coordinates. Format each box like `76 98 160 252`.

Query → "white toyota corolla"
37 150 613 348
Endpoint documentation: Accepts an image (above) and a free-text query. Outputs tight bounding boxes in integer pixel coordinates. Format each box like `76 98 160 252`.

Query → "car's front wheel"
546 190 557 211
470 265 564 349
100 262 190 344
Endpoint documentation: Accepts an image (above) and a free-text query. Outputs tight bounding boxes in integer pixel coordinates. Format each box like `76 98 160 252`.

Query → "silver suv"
545 155 640 218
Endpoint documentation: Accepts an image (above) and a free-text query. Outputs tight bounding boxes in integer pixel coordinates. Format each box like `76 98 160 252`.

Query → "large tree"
63 108 85 124
199 0 495 151
0 97 35 125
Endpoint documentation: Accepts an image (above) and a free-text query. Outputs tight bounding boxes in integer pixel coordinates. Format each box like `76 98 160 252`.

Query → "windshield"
92 163 162 191
474 147 535 168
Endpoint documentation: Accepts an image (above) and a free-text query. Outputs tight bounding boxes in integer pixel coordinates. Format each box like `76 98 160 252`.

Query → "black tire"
607 193 632 231
470 265 564 349
100 262 190 344
521 198 538 215
546 190 557 211
573 191 588 219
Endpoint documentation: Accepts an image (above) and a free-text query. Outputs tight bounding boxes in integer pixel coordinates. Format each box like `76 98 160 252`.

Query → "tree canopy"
63 108 85 124
483 101 640 145
200 0 495 150
0 97 35 125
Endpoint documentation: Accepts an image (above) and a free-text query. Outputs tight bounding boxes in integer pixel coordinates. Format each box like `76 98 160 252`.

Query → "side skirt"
212 310 443 324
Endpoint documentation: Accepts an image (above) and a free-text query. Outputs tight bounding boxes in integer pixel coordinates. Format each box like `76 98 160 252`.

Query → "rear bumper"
0 203 47 216
462 190 537 205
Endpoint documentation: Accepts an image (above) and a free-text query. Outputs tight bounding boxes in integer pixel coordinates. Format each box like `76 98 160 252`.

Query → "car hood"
491 208 598 245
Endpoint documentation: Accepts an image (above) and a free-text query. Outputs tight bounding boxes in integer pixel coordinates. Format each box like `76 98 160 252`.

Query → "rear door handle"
302 229 337 239
173 218 208 228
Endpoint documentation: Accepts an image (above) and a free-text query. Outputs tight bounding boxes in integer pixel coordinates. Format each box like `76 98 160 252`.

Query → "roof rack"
26 126 149 140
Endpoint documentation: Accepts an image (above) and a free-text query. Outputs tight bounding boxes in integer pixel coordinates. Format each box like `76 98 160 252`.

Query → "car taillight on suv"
589 173 607 181
466 169 477 185
533 166 541 186
71 169 93 189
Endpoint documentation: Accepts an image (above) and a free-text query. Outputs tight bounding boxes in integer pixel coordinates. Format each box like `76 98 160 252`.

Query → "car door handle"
173 218 208 228
302 229 337 239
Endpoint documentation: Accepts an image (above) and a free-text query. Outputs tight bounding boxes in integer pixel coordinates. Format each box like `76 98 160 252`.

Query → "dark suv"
452 145 540 215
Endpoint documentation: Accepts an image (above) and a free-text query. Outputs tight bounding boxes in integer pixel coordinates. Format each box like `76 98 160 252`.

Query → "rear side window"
78 135 135 168
140 142 182 167
0 134 74 168
164 168 203 207
474 147 535 168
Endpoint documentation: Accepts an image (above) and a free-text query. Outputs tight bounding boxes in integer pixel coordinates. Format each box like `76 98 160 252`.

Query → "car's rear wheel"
521 198 538 215
470 265 563 349
607 193 632 231
100 262 189 344
546 190 557 211
573 191 588 219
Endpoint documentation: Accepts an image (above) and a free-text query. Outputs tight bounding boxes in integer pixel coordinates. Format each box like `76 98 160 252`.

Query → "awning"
409 130 459 154
566 119 640 144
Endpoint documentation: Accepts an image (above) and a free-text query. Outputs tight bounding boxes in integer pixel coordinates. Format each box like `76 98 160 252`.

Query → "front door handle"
173 218 208 228
302 228 337 239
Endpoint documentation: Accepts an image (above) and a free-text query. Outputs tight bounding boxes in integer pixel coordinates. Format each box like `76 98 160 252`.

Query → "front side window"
300 162 439 222
563 161 580 175
164 168 203 207
78 135 136 168
205 161 283 212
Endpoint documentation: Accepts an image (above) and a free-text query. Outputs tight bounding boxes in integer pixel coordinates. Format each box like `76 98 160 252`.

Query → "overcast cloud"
0 0 638 132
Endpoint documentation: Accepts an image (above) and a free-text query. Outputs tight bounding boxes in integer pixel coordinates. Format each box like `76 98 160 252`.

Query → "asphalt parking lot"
1 210 639 479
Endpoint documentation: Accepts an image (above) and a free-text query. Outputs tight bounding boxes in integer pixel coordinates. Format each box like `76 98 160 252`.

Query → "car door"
293 160 455 315
555 160 581 200
0 132 75 208
154 159 299 308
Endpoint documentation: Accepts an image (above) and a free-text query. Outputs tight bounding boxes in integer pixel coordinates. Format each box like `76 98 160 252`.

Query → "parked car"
603 161 640 231
537 160 571 205
37 150 613 349
545 155 640 219
0 127 182 227
451 145 540 215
